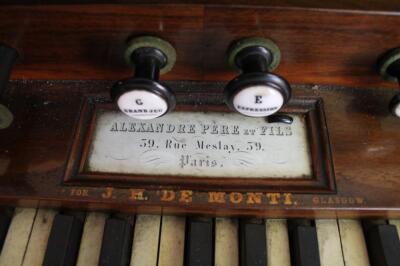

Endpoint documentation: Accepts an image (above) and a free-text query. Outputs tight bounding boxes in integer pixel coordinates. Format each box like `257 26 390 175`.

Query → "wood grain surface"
1 1 400 12
0 80 399 218
0 5 399 88
62 98 335 193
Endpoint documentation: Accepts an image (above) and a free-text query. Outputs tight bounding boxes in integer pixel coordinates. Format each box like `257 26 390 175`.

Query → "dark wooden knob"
224 38 291 117
0 43 18 129
111 36 176 120
377 47 400 118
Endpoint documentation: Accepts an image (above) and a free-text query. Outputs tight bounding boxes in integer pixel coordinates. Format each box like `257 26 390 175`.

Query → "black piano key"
0 208 13 252
239 218 267 266
363 220 400 266
99 215 134 266
43 212 84 266
288 219 320 266
184 217 214 266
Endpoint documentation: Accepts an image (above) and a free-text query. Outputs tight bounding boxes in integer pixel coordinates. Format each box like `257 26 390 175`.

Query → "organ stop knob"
390 94 400 118
111 36 176 120
224 37 291 118
378 47 400 118
0 43 17 129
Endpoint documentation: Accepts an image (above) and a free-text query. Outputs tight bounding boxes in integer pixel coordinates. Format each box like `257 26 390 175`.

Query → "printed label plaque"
87 111 311 179
64 98 335 192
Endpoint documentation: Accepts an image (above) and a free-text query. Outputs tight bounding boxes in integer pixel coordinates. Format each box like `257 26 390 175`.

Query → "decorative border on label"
63 96 336 193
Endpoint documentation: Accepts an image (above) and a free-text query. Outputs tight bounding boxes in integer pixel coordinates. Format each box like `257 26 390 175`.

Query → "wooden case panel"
0 80 400 218
63 97 335 193
0 5 399 88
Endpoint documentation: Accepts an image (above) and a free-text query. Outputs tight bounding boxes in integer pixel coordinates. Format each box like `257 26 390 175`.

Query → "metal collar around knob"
224 37 291 118
111 36 176 120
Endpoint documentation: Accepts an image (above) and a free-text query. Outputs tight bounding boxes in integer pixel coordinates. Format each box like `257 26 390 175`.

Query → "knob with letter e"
111 36 176 120
224 37 291 117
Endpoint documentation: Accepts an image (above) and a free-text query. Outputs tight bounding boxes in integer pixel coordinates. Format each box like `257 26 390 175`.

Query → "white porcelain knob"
232 85 284 117
117 90 168 120
393 102 400 117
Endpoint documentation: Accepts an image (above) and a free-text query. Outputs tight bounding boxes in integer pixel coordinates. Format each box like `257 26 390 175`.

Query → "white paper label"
86 110 312 179
232 85 284 117
117 90 168 120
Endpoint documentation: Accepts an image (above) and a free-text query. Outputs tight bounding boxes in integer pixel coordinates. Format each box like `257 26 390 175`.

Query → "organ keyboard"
0 207 399 266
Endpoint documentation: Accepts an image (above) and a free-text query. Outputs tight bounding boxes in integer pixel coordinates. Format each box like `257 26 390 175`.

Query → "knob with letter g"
111 36 176 120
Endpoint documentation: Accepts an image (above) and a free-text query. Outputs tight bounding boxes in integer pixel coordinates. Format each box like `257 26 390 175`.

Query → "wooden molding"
63 97 335 193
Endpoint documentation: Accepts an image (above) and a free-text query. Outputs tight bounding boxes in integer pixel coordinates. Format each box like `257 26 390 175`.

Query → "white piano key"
215 217 239 266
316 219 344 266
0 208 37 266
158 216 186 266
389 219 400 239
22 208 56 266
130 215 161 266
76 212 107 266
265 219 290 266
338 219 370 266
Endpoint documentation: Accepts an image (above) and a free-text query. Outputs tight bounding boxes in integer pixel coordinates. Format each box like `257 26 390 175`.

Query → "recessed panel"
86 110 312 179
64 97 334 192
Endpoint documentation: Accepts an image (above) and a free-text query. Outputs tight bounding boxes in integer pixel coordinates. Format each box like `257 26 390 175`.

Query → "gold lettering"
283 193 293 205
71 188 89 197
208 192 226 203
101 187 113 199
246 193 262 204
267 193 280 205
130 189 146 200
229 192 243 204
313 196 364 205
179 190 193 203
356 197 364 204
160 190 176 201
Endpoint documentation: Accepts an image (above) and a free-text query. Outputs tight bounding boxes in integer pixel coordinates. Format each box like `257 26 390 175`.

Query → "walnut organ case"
0 3 400 219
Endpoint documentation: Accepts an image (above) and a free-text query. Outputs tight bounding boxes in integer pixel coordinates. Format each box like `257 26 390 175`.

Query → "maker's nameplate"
87 111 312 179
